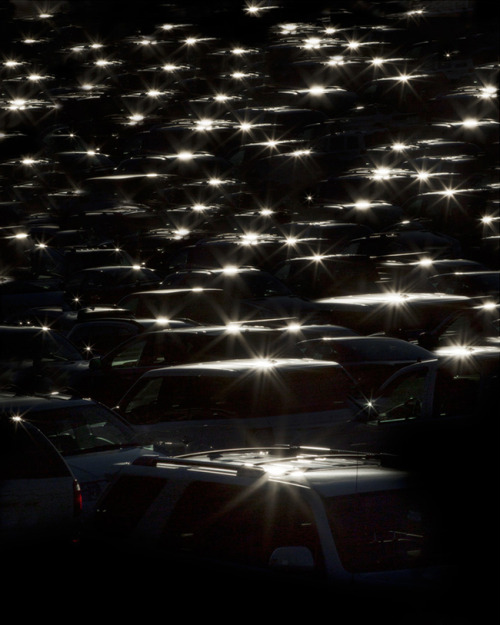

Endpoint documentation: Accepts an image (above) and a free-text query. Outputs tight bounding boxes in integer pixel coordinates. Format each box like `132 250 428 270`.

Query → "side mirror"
268 546 315 572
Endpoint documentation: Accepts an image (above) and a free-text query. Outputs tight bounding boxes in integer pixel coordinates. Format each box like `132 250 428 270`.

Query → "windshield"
23 403 136 455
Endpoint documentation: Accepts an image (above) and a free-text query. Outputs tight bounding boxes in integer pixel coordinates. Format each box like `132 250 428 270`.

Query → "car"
84 445 452 607
117 283 328 326
0 392 165 517
313 291 472 339
80 324 305 405
425 270 500 299
63 265 163 307
271 253 382 298
112 357 361 454
342 345 500 461
1 413 82 555
416 302 500 350
30 246 138 280
159 266 329 320
294 336 433 393
0 324 89 393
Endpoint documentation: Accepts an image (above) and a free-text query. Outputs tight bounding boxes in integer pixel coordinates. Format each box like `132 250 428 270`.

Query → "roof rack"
132 445 400 474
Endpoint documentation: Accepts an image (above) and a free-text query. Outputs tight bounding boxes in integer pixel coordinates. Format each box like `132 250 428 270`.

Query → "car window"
374 369 428 422
325 488 441 573
24 404 135 454
121 367 357 424
162 481 324 570
110 340 147 368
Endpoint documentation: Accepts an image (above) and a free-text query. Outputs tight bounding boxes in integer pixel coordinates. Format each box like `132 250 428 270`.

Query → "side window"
326 489 440 573
161 481 323 570
375 369 427 422
111 340 146 368
121 378 165 423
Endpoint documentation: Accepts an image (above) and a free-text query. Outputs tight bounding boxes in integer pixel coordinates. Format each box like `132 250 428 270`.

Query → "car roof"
139 357 347 377
0 392 100 412
132 447 409 496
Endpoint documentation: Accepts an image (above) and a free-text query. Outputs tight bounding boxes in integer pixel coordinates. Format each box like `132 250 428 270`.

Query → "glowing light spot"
328 55 344 66
239 122 253 131
95 59 111 66
462 118 479 128
371 57 385 66
392 142 407 151
354 200 371 210
308 85 326 95
480 85 497 98
163 63 178 71
185 37 198 45
147 89 162 97
177 151 193 160
418 258 434 267
9 99 27 110
208 178 222 186
4 60 21 67
222 265 239 275
196 118 214 130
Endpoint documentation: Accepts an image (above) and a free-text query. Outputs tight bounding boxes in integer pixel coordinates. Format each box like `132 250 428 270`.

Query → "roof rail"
131 453 266 477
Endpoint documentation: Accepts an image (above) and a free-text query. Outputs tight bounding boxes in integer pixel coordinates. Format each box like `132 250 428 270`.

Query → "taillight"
73 479 83 516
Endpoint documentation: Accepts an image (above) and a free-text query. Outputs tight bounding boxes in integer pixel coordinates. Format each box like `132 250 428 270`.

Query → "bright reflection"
373 167 392 179
392 142 407 151
9 99 27 110
308 86 326 95
239 122 254 131
195 118 214 130
163 63 179 71
371 57 385 66
354 200 371 210
327 56 344 66
177 151 193 160
303 37 322 49
418 258 434 267
147 89 162 97
222 265 239 275
208 178 223 186
462 118 479 128
479 85 497 98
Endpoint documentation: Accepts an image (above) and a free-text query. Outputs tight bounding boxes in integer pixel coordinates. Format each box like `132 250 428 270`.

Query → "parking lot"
1 1 498 621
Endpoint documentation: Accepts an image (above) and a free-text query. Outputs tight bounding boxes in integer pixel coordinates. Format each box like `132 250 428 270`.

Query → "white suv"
86 445 450 603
